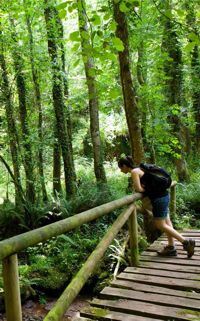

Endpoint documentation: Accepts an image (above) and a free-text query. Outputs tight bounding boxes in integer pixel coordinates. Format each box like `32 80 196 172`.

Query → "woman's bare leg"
165 217 175 246
154 218 185 244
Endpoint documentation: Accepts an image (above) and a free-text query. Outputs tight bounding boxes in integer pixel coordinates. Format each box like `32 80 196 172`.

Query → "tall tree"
0 28 24 207
185 1 200 152
112 0 144 164
44 0 77 197
10 18 36 203
24 0 48 201
161 1 189 181
53 125 62 195
77 0 107 187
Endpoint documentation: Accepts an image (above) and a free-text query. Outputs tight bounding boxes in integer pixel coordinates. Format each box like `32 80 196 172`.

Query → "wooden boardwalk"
76 230 200 321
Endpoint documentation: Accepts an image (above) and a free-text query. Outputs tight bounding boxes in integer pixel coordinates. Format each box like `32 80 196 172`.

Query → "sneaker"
183 239 195 258
157 245 177 257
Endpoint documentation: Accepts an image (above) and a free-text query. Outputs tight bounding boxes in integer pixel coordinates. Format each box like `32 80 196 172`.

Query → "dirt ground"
0 295 91 321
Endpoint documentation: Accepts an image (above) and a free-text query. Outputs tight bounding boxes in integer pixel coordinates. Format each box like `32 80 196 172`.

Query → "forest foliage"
0 0 200 208
0 0 200 303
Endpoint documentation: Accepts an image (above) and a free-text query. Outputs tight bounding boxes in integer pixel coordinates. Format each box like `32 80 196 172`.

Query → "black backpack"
140 163 172 197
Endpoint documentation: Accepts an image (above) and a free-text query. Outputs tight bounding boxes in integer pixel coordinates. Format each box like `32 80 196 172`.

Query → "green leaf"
165 10 173 19
56 1 69 10
96 30 103 37
176 9 185 17
104 13 110 21
69 31 80 42
73 59 80 67
81 30 90 40
185 42 195 53
109 88 120 99
128 0 140 6
68 4 77 13
83 55 88 63
119 2 129 13
105 52 117 62
72 43 80 52
58 9 66 19
112 37 124 52
91 14 101 26
88 68 96 77
110 21 117 32
188 32 199 43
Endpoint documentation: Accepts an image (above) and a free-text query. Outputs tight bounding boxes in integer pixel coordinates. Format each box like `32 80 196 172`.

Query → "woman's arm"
131 168 145 193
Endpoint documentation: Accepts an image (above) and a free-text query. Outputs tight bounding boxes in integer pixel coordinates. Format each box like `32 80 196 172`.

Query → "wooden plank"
81 306 163 321
72 317 94 321
146 249 200 256
91 298 200 321
117 272 200 291
124 267 200 280
151 240 200 247
148 244 200 250
138 261 200 274
182 230 200 233
159 236 200 240
140 255 200 266
100 287 200 310
141 251 200 260
146 242 200 252
111 279 200 300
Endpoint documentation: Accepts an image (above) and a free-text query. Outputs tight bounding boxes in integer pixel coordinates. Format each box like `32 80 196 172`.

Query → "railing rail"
1 183 177 321
0 193 142 260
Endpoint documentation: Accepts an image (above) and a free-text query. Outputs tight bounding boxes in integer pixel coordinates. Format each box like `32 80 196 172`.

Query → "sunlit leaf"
185 42 195 53
119 2 129 13
110 21 117 32
57 2 69 10
91 14 101 26
58 10 66 19
69 31 80 42
112 37 124 51
81 30 90 40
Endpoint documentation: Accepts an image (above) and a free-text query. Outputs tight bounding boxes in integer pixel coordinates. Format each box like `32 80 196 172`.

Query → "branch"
0 155 25 201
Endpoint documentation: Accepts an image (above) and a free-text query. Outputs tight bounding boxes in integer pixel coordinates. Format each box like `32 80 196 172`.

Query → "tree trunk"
77 0 107 186
136 41 156 163
185 3 200 152
113 1 144 164
57 16 74 159
161 3 189 182
10 19 36 203
53 125 62 195
44 1 76 197
0 30 24 207
24 3 48 202
191 45 200 152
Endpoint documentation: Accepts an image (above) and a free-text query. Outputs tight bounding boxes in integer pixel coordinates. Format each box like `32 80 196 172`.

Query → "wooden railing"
0 183 176 321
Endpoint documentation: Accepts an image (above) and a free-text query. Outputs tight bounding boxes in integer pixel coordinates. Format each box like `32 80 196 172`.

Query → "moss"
90 306 110 318
178 309 200 320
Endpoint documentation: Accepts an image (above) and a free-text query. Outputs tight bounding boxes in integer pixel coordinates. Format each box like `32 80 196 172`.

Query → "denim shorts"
151 194 170 219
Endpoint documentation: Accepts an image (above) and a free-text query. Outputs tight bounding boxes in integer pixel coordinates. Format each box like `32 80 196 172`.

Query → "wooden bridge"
1 182 200 321
77 230 200 321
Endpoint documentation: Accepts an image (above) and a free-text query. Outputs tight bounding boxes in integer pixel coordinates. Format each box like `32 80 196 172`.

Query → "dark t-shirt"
140 172 168 200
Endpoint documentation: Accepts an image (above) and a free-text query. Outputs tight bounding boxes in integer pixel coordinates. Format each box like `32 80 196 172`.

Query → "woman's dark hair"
118 156 134 169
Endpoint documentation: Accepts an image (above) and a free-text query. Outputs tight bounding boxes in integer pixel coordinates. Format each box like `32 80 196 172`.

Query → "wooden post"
170 183 176 220
128 206 139 266
2 254 22 321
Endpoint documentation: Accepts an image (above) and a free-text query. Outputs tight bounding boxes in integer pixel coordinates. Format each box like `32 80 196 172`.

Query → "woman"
118 156 195 258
